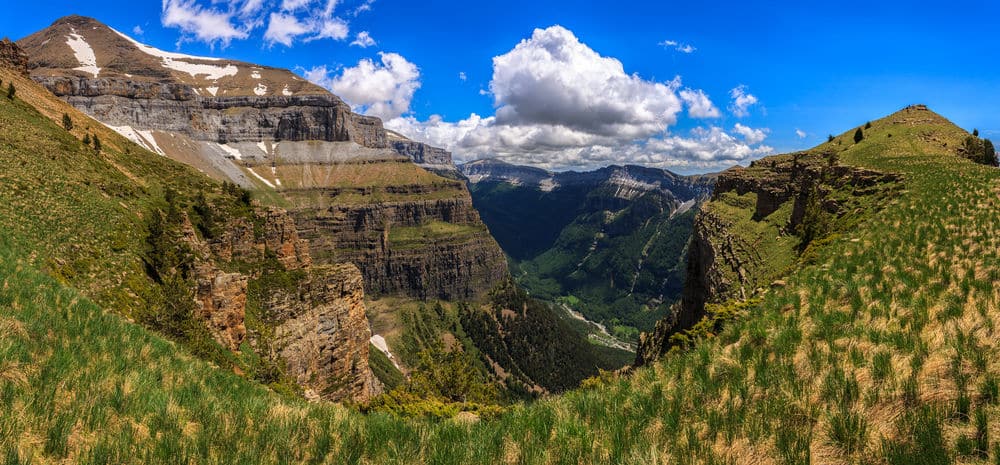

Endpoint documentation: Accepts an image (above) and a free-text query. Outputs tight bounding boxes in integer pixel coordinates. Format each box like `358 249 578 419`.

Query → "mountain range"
2 14 1000 465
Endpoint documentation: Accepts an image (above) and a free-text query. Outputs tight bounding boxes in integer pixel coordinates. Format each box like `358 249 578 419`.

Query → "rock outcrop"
390 140 453 165
636 151 901 365
270 264 380 401
34 76 387 147
291 182 507 300
182 207 380 402
0 38 28 75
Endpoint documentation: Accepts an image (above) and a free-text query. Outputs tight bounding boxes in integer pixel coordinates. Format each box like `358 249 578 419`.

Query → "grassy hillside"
5 63 1000 463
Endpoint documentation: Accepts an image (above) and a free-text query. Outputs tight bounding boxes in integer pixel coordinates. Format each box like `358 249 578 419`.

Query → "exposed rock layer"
636 152 901 365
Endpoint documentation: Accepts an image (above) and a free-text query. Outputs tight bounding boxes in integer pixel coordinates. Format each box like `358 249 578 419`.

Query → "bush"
5 83 14 100
854 128 864 143
62 114 73 131
865 121 872 129
92 134 101 153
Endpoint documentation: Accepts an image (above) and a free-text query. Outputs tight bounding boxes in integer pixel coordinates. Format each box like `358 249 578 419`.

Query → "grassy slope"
4 66 999 463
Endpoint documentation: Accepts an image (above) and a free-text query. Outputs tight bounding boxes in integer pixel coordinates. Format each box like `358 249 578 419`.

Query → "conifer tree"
62 113 73 131
973 129 979 137
83 134 91 145
983 139 997 166
6 83 14 100
854 128 864 143
865 121 872 129
93 134 102 153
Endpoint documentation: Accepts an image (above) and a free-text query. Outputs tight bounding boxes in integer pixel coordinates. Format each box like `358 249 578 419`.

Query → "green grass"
388 221 488 249
5 67 1000 463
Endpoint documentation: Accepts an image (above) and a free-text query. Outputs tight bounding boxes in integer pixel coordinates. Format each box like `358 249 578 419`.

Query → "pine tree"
83 134 91 145
973 129 979 137
828 135 835 143
854 128 864 144
93 134 102 153
6 83 14 100
983 139 997 166
865 121 872 129
62 113 73 131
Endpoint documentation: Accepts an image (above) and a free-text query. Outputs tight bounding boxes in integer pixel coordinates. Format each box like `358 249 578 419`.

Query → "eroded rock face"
182 207 379 402
195 269 248 351
390 140 453 165
635 152 901 365
0 38 28 75
33 76 387 147
292 192 507 300
270 264 380 402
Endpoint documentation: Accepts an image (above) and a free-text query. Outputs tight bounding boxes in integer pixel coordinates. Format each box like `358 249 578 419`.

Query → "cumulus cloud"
733 123 768 145
660 40 696 54
458 71 467 81
489 25 682 139
161 0 249 46
132 25 145 36
729 85 759 117
384 26 770 171
350 31 375 47
796 128 807 139
160 0 367 47
679 88 720 118
304 52 421 120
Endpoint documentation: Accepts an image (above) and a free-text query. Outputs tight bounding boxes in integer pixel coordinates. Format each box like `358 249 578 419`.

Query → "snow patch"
205 86 219 96
217 143 243 160
256 141 268 155
281 85 292 96
254 83 268 96
538 178 559 192
136 130 165 155
251 70 261 79
109 27 237 80
370 335 400 368
246 167 275 189
271 166 282 186
65 29 101 77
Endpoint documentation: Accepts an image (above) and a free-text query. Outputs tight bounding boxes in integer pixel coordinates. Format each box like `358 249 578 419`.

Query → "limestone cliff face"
636 152 901 365
291 185 507 300
182 207 380 402
34 76 387 147
269 264 380 401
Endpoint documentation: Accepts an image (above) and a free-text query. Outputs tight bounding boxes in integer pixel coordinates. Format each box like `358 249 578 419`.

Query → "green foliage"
973 128 979 137
828 409 867 453
92 134 101 153
5 82 14 100
828 134 835 142
854 127 864 143
983 138 997 166
61 113 72 131
368 344 404 390
82 133 90 145
865 121 872 129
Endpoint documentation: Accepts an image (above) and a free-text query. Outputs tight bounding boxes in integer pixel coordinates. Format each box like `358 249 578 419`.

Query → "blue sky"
3 0 999 173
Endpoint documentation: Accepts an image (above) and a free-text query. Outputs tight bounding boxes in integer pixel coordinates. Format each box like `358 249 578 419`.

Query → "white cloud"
795 128 807 139
263 13 310 47
384 26 771 171
660 39 696 54
161 0 366 47
489 25 682 139
733 123 768 145
350 31 376 47
729 85 759 117
132 25 145 36
161 0 249 46
679 88 720 118
304 52 421 120
458 71 467 81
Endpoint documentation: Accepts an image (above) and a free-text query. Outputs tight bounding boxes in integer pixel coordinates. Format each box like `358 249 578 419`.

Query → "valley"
2 8 1000 465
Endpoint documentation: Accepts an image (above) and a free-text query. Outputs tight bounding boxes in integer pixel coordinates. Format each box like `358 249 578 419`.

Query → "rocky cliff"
0 38 28 75
19 15 508 301
182 207 381 402
635 150 902 365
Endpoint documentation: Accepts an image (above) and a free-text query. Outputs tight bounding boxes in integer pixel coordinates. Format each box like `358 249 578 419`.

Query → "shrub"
854 128 864 143
828 135 835 143
973 128 979 137
982 139 997 166
83 134 91 145
61 113 73 131
5 83 14 100
865 121 872 129
92 134 101 153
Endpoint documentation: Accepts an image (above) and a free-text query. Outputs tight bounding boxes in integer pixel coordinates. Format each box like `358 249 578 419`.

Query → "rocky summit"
19 15 507 302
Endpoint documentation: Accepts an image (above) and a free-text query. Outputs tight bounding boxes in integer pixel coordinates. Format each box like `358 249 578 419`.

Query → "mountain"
6 30 1000 462
8 17 617 403
18 15 505 302
461 159 715 341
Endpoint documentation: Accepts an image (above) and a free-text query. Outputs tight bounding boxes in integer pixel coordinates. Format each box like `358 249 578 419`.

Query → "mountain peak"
17 15 328 98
